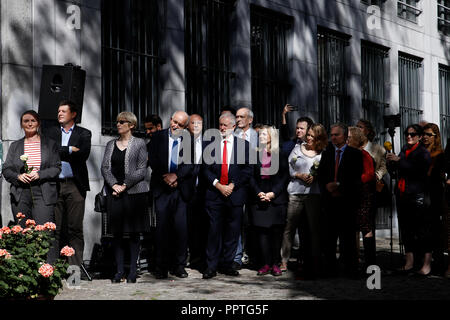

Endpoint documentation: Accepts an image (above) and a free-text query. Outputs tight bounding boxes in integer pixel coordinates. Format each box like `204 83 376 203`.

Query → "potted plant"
0 213 75 300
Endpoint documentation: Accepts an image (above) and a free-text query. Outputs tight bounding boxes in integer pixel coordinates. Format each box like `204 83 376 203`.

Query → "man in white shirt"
202 113 252 279
234 107 258 270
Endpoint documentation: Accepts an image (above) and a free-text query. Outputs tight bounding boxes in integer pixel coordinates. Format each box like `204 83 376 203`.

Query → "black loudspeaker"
38 64 86 123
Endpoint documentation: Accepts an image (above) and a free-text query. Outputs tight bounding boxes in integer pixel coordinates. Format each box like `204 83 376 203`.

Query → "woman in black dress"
421 123 446 275
386 124 431 275
101 112 150 283
249 125 289 276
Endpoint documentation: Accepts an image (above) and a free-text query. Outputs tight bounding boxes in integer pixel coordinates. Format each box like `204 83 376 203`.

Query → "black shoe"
202 269 217 279
170 267 188 278
153 269 168 279
111 272 124 283
219 267 239 276
231 261 242 271
127 272 137 283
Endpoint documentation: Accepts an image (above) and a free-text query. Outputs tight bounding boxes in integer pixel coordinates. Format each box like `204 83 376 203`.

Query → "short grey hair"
219 112 236 126
171 111 190 127
238 107 254 119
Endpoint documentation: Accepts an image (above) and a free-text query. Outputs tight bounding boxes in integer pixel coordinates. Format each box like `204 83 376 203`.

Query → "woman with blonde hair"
101 111 150 283
249 125 289 276
348 126 377 268
281 123 328 279
422 123 446 275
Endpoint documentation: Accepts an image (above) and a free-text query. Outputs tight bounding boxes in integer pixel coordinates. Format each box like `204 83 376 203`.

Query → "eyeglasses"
117 120 131 125
404 132 418 137
423 132 436 137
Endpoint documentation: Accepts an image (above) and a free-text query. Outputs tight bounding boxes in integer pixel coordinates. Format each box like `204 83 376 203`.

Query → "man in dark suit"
45 100 92 267
186 114 207 271
317 123 363 278
148 111 194 279
202 113 252 279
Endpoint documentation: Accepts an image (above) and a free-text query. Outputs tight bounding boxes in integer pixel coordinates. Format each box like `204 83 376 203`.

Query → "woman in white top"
280 123 328 278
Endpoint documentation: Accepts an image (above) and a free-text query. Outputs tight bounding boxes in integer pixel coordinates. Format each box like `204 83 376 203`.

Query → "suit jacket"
317 144 363 204
148 129 195 201
3 137 61 205
202 136 253 206
248 151 289 206
101 136 149 194
44 124 92 197
445 138 450 178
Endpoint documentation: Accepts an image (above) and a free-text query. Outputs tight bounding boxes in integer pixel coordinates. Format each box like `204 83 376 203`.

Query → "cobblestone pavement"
55 237 450 301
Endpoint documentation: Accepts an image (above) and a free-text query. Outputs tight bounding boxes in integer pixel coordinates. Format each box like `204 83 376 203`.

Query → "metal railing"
438 0 450 36
318 28 350 130
101 0 165 136
439 65 450 147
250 5 293 127
185 0 236 130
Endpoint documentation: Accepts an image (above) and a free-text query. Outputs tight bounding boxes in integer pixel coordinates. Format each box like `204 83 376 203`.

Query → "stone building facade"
1 0 449 262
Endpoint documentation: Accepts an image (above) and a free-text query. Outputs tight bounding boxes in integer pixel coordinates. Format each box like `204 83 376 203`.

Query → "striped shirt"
24 141 41 173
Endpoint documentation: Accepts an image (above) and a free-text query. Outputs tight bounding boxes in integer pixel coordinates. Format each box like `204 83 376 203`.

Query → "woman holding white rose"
3 110 61 262
280 123 328 279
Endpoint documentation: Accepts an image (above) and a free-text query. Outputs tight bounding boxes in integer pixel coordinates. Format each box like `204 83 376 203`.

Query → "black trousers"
12 184 58 264
187 189 208 268
54 179 86 266
205 199 243 271
154 190 188 272
324 197 358 274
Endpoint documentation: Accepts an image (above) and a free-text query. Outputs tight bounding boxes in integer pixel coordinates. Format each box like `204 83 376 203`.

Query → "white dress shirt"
168 130 180 171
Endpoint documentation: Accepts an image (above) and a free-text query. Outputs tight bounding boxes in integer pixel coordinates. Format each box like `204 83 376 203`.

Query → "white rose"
313 160 320 167
20 154 29 161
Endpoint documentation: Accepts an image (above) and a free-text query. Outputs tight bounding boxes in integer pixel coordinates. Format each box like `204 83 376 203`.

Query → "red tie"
334 149 341 182
220 140 228 185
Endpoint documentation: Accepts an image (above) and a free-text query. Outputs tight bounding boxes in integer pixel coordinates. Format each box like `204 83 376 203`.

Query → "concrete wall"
1 0 449 261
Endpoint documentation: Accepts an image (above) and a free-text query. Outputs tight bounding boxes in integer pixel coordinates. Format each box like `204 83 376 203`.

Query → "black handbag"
94 185 107 213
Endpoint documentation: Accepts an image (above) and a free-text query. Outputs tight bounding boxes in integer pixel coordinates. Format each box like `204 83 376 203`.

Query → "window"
439 65 450 147
398 53 423 146
317 28 350 130
361 41 389 143
185 0 235 130
397 0 422 23
251 5 292 126
438 0 450 36
101 0 165 136
361 0 385 6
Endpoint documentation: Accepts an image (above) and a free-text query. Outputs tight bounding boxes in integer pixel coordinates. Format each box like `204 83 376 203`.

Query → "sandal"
280 262 288 272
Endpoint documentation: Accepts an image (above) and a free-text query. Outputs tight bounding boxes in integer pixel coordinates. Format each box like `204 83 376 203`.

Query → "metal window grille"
251 5 292 127
101 0 165 136
317 28 350 131
438 0 450 36
439 64 450 148
185 0 236 130
397 0 422 23
361 42 389 144
398 53 423 146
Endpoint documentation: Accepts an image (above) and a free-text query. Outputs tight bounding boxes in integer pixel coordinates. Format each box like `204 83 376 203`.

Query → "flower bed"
0 213 74 299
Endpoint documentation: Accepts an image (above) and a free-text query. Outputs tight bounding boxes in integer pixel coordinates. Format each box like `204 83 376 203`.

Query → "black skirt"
250 202 287 229
106 188 151 235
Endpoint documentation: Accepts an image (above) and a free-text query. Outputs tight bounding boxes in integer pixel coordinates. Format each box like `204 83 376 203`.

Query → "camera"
383 114 401 130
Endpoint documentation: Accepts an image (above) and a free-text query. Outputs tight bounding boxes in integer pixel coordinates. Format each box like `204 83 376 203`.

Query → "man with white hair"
149 110 195 279
202 113 252 279
234 107 258 270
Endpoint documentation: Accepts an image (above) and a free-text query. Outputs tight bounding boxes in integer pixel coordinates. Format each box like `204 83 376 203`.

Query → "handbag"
94 185 107 213
375 176 391 208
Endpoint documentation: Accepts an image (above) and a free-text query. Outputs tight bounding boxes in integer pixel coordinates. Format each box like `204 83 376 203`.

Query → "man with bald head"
149 110 195 279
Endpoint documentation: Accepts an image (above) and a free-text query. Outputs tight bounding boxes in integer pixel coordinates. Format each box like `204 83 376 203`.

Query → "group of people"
2 101 450 284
